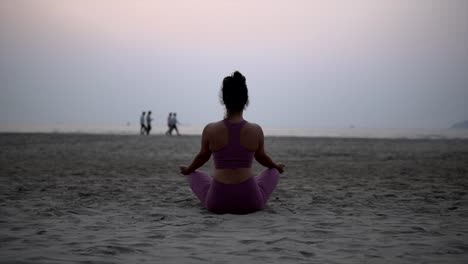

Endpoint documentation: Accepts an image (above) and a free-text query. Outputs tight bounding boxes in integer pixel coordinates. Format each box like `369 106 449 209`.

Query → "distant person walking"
171 112 181 136
140 111 146 135
146 111 153 135
165 112 173 135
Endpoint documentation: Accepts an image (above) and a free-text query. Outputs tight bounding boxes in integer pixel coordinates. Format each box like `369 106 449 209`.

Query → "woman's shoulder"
204 120 262 132
245 120 261 128
203 121 225 133
244 121 263 133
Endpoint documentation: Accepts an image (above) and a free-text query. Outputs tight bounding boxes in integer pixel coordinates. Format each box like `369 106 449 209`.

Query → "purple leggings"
188 168 280 214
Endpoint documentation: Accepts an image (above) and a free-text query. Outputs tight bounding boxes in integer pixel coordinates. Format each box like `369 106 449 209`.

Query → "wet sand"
1 133 467 263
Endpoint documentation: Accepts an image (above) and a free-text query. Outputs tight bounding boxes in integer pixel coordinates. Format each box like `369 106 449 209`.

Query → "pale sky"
1 0 467 129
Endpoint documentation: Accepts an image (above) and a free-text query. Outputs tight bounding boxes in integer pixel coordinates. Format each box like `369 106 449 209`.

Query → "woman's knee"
269 167 280 175
188 170 211 187
260 168 280 179
188 170 212 204
256 168 279 189
189 170 209 179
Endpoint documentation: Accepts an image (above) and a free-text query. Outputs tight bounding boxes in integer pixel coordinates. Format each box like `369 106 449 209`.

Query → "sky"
0 0 467 129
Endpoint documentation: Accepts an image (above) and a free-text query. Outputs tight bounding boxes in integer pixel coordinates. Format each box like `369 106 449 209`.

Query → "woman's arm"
180 125 211 175
254 126 284 173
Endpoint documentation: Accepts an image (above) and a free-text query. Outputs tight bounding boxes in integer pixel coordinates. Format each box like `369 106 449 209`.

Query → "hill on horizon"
451 120 468 129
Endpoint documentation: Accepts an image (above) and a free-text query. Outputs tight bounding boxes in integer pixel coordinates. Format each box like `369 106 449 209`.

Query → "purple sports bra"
212 120 255 169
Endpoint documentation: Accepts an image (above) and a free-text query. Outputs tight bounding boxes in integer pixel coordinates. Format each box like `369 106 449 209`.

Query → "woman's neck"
225 111 243 122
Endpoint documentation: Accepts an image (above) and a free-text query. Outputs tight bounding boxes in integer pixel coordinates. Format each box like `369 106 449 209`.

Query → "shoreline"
1 131 468 141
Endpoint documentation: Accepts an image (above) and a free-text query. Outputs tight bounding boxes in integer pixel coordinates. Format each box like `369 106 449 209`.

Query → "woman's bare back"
207 120 259 152
206 119 261 184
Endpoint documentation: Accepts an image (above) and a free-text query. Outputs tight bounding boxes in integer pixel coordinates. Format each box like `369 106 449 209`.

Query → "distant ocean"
1 123 468 139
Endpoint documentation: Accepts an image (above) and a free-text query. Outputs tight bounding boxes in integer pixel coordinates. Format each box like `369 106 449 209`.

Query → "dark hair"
220 71 249 113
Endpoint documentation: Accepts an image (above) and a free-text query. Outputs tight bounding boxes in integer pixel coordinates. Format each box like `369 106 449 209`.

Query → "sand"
1 133 467 263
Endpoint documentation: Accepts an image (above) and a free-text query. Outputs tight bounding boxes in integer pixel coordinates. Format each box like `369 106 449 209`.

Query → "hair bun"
232 71 246 84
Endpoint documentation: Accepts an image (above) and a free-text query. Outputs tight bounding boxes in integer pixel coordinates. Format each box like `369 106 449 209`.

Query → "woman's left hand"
275 163 285 174
179 165 191 175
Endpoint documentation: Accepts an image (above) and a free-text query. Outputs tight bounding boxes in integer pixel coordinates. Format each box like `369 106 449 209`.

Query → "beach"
1 133 467 263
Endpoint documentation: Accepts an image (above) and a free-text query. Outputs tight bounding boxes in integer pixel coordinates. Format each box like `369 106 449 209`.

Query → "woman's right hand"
179 165 191 175
275 163 285 174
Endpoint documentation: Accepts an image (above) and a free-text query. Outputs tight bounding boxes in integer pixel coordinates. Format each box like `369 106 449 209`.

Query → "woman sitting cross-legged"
179 71 285 214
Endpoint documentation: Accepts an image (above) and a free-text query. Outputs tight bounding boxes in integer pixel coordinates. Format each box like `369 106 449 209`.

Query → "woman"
180 71 285 214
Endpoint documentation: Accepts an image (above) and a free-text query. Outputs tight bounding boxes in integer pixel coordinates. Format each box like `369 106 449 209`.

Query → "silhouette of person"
140 111 146 135
165 112 173 135
179 71 284 214
146 111 153 135
171 112 181 136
